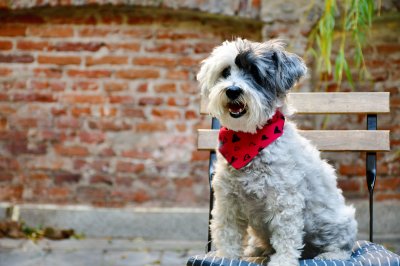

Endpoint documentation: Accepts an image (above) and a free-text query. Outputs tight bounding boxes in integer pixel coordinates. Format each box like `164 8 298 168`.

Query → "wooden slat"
197 129 390 151
200 92 390 115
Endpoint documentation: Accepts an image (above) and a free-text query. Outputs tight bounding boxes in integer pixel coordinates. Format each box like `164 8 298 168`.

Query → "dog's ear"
272 50 307 94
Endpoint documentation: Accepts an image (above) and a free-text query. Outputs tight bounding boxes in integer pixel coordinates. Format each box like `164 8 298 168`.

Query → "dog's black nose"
226 86 242 100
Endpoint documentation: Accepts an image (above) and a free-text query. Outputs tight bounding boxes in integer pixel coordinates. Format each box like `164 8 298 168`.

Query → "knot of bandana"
218 111 285 169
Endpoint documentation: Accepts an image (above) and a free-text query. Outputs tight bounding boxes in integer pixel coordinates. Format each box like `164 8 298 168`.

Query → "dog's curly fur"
197 38 358 266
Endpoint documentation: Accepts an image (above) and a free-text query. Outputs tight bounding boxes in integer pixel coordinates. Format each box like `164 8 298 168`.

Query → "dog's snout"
226 86 242 100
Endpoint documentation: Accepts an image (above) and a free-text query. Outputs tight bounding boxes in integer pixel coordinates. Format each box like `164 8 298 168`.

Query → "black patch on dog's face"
235 50 263 86
234 49 276 103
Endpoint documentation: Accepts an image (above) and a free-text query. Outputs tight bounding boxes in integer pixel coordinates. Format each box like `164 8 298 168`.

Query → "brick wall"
0 1 399 207
0 5 262 207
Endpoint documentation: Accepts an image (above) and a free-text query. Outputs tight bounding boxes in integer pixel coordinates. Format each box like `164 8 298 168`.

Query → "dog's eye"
221 66 231 78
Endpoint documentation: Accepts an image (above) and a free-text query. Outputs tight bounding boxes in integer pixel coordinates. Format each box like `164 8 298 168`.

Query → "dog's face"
197 39 307 133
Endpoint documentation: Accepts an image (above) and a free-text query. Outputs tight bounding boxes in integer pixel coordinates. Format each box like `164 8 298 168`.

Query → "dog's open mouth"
227 102 247 118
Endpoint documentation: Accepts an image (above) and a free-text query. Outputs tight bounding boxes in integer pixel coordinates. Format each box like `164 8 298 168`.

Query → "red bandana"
218 111 285 169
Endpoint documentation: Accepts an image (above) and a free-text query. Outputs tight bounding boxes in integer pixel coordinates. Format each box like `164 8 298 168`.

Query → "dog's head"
197 38 307 133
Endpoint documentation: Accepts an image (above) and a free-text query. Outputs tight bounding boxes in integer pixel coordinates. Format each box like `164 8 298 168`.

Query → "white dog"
197 38 357 266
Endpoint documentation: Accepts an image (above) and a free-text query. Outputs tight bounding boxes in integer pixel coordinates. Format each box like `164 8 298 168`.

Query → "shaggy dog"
197 38 357 266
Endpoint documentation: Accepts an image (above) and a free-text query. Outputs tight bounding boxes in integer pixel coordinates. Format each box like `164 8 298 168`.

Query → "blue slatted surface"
187 241 400 266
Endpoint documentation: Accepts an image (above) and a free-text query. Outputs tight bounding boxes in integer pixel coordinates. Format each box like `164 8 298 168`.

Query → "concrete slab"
0 200 398 243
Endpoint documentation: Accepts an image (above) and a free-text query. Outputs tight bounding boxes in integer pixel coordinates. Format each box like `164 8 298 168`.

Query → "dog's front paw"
268 254 299 266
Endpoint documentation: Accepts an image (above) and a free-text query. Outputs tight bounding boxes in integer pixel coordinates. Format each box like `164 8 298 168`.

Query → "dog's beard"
207 83 275 133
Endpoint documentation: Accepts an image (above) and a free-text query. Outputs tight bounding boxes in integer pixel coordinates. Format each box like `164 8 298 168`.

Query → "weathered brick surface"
0 3 398 208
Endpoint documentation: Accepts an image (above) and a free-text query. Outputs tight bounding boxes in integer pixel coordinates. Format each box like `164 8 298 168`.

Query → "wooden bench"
197 92 390 252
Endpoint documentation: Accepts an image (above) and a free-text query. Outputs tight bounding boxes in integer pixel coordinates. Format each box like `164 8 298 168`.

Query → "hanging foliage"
307 0 378 89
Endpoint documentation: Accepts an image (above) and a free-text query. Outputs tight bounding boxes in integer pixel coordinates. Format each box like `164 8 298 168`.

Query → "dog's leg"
211 192 248 259
244 227 274 257
267 193 305 266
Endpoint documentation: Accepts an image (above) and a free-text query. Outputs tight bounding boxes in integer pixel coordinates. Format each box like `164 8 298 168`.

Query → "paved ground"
0 238 205 266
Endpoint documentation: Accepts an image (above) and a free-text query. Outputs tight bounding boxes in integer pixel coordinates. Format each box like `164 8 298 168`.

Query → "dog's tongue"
228 102 245 113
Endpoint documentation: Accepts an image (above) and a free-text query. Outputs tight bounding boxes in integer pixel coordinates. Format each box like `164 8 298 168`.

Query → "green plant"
307 0 378 89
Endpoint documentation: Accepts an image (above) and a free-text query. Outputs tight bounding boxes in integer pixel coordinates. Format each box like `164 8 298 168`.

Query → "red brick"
30 80 65 91
145 43 192 53
194 42 217 53
191 150 209 161
79 131 105 144
0 172 14 182
29 173 49 181
0 40 12 50
376 44 400 54
63 94 106 104
338 178 362 192
47 187 70 199
27 26 73 37
154 83 176 93
88 119 131 131
115 177 133 186
46 15 97 25
106 42 141 52
132 190 151 203
38 55 81 65
156 31 204 40
0 25 26 36
77 186 109 202
0 13 45 24
167 97 190 106
34 68 62 78
136 83 148 92
115 69 159 79
0 157 19 170
99 147 116 157
151 109 181 119
51 107 67 116
133 57 177 67
0 105 16 114
176 123 187 132
376 193 400 201
8 141 47 155
121 149 151 159
0 185 23 201
86 55 128 66
90 175 113 186
56 117 81 129
71 107 91 117
78 27 118 37
375 177 400 191
0 54 34 63
72 81 99 91
55 145 89 157
179 57 201 66
116 162 145 173
122 28 154 39
109 95 134 104
67 69 112 78
136 122 167 132
339 165 365 176
166 70 189 80
17 40 49 51
55 173 81 184
12 93 56 102
104 81 128 92
0 67 13 77
121 108 145 118
185 110 198 119
51 42 104 52
138 97 163 106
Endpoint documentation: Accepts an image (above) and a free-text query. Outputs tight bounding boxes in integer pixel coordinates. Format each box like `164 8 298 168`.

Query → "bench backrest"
198 92 390 251
198 92 390 152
